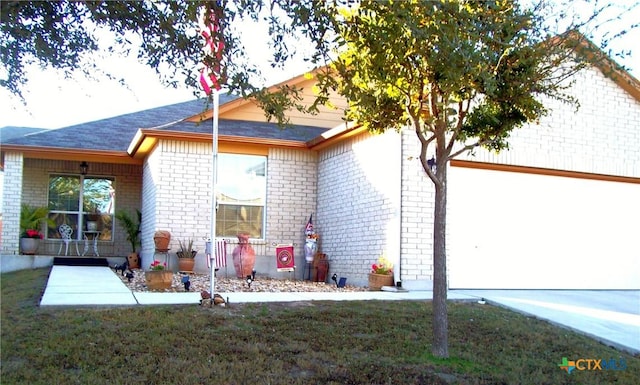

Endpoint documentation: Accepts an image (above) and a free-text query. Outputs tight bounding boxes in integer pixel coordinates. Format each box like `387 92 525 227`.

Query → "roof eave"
127 129 309 159
1 145 140 164
306 121 366 150
555 31 640 102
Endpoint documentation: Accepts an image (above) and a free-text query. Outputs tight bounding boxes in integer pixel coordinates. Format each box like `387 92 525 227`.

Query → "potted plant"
19 204 55 255
177 238 197 272
368 255 394 291
144 259 172 290
115 209 141 268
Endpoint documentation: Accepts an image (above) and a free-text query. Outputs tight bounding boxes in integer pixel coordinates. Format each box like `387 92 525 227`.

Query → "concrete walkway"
40 266 640 354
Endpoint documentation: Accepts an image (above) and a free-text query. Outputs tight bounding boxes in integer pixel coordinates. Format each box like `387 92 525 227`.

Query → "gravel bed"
114 268 367 293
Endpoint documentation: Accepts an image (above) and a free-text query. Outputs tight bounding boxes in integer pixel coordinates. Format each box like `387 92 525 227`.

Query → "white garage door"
448 166 640 289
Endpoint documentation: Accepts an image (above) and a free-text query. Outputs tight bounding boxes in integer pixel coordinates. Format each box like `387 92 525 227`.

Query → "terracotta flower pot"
177 256 196 273
145 271 173 290
368 273 393 291
153 231 171 251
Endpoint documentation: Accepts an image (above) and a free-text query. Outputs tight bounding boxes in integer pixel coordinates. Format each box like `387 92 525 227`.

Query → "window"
217 154 266 238
47 175 115 241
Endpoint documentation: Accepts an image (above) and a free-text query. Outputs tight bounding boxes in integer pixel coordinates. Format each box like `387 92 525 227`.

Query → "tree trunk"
431 167 449 358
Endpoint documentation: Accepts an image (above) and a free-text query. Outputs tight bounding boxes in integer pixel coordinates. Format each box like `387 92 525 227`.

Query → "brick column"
1 152 24 255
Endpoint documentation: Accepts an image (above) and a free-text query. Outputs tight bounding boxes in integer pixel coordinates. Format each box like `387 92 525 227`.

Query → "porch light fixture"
427 156 436 173
80 161 89 175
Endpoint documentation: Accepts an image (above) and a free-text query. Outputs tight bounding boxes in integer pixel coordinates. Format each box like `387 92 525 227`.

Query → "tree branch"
448 137 498 160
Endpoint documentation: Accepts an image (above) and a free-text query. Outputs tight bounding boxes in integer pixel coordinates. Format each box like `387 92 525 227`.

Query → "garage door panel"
449 166 640 289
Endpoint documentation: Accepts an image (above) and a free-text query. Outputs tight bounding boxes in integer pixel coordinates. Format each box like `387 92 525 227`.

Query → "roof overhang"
1 145 141 165
128 128 309 159
306 121 367 150
555 31 640 102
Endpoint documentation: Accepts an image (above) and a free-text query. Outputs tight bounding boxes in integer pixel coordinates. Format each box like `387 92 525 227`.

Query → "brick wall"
1 152 23 254
140 140 212 272
399 131 437 290
317 131 401 287
141 140 319 277
456 65 640 176
264 147 317 279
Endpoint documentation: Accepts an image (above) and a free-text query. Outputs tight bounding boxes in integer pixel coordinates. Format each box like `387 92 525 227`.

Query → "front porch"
0 254 122 274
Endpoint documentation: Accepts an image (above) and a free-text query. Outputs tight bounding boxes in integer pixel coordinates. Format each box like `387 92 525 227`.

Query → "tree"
315 0 560 358
2 0 637 358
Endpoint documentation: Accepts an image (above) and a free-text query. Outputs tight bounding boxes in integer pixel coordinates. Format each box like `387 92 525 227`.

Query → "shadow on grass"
1 268 638 384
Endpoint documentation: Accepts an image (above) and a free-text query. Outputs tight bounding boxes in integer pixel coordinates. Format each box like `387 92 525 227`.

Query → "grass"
1 268 638 385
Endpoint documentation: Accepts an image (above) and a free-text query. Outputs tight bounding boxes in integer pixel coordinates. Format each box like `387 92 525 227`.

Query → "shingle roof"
154 119 328 143
0 126 48 142
0 95 326 152
1 99 218 151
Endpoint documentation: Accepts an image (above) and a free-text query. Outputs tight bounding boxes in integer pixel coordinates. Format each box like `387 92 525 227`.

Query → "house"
2 51 639 290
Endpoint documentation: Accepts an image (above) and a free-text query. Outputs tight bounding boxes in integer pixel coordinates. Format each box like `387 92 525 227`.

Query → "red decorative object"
276 244 295 272
232 233 255 278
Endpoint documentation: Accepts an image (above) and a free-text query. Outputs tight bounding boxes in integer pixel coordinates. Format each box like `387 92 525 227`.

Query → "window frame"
216 153 267 240
47 173 116 242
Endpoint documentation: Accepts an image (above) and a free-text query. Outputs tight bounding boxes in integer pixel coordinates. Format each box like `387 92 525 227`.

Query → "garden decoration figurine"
181 275 191 291
114 260 130 276
304 214 318 263
368 255 394 291
125 271 135 283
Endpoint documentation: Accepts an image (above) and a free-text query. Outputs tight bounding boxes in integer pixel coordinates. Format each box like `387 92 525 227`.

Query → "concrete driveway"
454 290 640 355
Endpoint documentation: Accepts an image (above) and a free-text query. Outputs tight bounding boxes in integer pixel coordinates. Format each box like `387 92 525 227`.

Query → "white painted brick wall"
264 148 317 278
317 131 401 287
140 140 212 271
400 130 437 289
397 65 640 289
140 140 319 276
456 66 640 177
1 152 23 254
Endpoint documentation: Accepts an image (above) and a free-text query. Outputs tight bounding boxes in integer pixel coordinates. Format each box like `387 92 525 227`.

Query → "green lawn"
1 268 638 384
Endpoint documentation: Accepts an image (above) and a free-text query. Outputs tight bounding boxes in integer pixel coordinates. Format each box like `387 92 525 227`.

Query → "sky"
0 1 638 130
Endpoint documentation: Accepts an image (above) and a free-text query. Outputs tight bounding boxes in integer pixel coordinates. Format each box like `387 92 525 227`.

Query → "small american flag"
305 214 314 234
207 239 227 269
215 239 227 268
